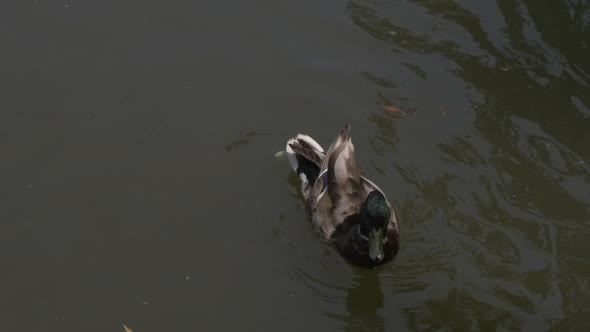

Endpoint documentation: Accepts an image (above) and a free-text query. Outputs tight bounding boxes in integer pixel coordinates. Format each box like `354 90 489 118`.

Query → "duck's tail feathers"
286 134 325 171
286 134 325 195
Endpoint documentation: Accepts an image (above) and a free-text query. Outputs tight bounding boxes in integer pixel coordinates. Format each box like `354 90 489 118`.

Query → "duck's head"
359 190 391 263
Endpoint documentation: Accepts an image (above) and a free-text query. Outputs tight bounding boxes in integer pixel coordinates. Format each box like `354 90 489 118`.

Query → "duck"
286 122 399 267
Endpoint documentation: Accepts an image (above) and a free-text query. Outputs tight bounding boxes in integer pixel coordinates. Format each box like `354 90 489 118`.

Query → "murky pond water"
2 0 589 331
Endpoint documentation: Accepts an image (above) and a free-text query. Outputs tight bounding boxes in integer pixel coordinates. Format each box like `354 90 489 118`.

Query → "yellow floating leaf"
380 103 407 115
123 324 133 332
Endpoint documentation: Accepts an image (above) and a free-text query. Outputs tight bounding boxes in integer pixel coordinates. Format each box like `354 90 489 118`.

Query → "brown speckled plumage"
286 123 399 267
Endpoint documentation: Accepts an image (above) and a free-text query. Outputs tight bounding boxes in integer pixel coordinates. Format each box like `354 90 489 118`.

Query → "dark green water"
1 0 589 331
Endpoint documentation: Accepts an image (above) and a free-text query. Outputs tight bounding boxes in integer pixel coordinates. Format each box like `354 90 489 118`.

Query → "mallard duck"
286 123 399 267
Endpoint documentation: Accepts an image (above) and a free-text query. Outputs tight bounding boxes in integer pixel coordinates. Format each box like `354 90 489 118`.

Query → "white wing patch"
285 139 299 172
314 169 329 205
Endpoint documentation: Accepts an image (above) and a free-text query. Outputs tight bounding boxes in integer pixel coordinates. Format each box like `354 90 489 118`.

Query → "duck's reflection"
344 268 384 332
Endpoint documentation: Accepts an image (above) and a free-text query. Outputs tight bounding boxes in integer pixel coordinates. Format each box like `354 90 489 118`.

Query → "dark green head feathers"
359 190 391 236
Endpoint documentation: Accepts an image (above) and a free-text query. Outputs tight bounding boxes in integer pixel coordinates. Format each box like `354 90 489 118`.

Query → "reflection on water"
343 269 384 332
338 0 589 329
286 262 387 332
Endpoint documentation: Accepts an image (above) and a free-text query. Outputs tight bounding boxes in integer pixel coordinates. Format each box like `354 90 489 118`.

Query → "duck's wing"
319 123 367 227
286 134 324 169
310 179 334 239
286 134 325 199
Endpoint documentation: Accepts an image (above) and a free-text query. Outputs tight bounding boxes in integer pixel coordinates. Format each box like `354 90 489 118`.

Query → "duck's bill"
368 229 384 262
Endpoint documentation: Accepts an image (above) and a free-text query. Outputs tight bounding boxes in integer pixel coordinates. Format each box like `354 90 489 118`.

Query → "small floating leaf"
275 150 286 159
380 103 407 115
123 325 133 332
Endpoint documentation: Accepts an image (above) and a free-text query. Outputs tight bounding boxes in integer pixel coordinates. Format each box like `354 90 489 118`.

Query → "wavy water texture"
336 0 590 330
4 0 589 330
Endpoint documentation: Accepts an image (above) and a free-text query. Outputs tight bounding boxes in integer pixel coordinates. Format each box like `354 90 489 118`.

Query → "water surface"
1 0 589 331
